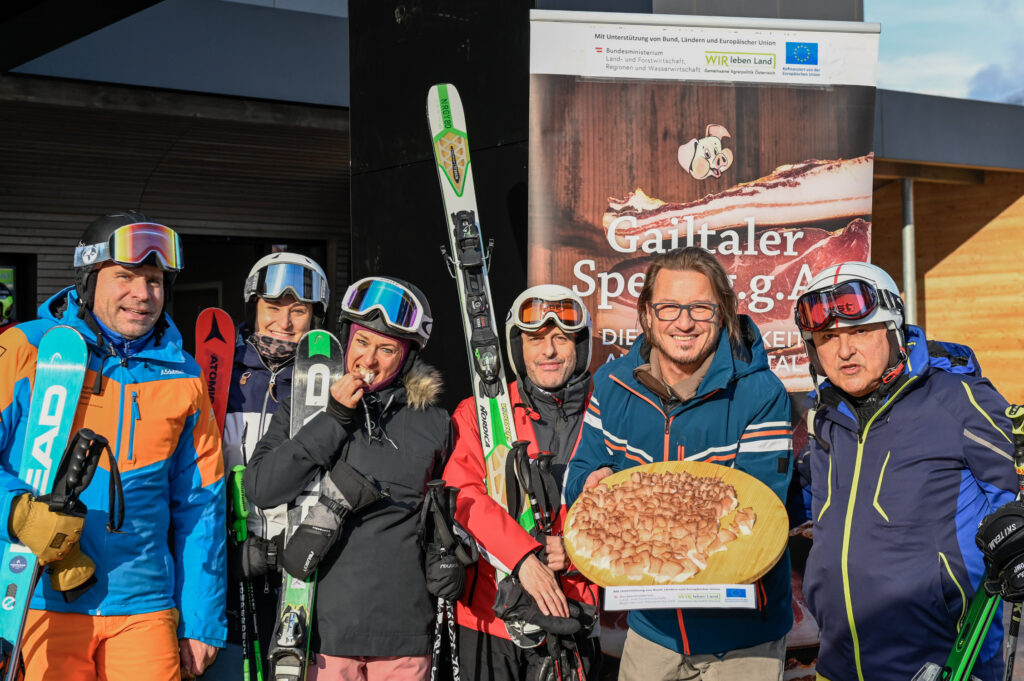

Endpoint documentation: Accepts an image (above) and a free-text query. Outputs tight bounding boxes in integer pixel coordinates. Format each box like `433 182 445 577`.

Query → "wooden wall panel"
0 89 350 330
872 170 1024 402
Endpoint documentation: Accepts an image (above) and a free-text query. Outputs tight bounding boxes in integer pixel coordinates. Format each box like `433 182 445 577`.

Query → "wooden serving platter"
564 460 787 587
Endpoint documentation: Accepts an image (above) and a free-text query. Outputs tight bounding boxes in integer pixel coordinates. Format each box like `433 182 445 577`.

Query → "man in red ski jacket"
443 284 600 681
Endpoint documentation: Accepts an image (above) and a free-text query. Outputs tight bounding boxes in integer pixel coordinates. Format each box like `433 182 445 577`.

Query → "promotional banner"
529 10 879 674
529 11 879 393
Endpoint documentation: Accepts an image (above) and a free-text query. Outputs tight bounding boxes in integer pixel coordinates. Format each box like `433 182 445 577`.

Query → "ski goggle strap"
342 277 428 332
258 263 327 305
796 279 890 332
74 222 183 272
515 297 587 332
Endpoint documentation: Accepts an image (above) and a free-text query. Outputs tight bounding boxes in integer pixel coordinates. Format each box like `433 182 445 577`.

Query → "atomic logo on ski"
203 315 227 343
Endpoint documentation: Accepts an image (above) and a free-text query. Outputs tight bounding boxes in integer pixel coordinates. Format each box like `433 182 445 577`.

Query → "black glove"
230 532 283 581
493 576 597 648
281 460 386 579
977 500 1024 601
426 543 466 601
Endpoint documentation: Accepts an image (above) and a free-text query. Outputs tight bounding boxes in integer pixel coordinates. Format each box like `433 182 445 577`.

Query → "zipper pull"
132 393 141 421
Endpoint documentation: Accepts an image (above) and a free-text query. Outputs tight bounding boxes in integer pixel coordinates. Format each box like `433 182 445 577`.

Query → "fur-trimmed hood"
402 360 443 411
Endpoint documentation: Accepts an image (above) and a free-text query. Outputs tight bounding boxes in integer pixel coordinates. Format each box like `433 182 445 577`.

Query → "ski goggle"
514 297 588 332
341 277 429 333
74 222 183 272
795 279 891 332
256 263 328 305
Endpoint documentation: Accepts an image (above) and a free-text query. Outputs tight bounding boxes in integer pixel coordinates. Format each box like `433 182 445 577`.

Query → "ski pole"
8 429 108 681
228 465 254 681
1003 404 1024 681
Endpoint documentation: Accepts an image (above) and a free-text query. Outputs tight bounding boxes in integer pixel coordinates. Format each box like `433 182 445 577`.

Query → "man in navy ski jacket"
566 247 793 681
793 261 1016 681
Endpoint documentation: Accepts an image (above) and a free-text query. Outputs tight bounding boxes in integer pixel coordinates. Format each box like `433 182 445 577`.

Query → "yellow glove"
48 544 96 594
9 493 84 565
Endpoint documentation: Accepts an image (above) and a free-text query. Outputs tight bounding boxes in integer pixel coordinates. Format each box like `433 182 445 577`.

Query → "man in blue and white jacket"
566 247 793 681
793 261 1015 681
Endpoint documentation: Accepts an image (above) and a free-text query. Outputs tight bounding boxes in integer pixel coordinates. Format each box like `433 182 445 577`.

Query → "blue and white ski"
0 326 88 674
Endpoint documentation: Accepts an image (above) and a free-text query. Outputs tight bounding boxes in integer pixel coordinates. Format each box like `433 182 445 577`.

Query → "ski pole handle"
229 465 249 544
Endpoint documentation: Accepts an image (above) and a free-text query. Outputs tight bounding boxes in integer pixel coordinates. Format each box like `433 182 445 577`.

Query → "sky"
865 0 1024 104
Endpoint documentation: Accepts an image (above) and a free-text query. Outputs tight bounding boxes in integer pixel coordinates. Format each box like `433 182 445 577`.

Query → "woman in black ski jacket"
244 276 450 681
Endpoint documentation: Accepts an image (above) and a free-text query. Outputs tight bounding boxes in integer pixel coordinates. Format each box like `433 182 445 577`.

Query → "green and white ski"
268 330 344 681
427 83 535 572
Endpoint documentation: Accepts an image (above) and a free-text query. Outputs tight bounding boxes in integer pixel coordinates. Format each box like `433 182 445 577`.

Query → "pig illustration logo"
678 124 733 180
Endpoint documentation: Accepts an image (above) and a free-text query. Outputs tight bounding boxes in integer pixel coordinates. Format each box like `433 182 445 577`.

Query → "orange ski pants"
20 608 181 681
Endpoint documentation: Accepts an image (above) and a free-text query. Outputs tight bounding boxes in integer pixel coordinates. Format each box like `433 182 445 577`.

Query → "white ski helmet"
244 252 329 324
795 261 907 379
505 284 593 381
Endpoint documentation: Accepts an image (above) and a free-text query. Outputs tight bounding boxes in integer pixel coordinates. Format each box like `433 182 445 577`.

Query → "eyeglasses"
255 263 327 305
515 297 588 332
74 223 183 272
649 302 718 322
341 277 430 333
795 279 892 332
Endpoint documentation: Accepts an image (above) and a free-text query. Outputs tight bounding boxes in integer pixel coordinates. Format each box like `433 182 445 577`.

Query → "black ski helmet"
338 276 433 377
74 211 181 311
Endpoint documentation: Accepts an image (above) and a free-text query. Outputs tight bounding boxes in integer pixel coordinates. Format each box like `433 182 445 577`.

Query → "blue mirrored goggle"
342 278 425 332
258 263 327 305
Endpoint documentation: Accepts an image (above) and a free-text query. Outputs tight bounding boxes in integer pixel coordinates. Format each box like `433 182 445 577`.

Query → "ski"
268 330 344 681
0 326 88 676
195 307 235 432
196 309 265 681
426 82 535 560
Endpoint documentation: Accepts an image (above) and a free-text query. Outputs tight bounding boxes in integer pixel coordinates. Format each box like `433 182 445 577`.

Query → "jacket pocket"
937 551 967 631
812 454 834 523
872 451 892 522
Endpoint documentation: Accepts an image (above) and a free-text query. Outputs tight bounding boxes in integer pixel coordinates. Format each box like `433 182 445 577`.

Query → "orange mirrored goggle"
74 223 183 272
515 298 587 332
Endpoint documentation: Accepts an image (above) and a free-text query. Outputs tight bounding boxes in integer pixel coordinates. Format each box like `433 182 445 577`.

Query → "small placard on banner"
605 584 755 610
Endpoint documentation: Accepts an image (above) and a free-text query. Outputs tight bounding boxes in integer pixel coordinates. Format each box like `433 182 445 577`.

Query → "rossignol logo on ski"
28 384 67 492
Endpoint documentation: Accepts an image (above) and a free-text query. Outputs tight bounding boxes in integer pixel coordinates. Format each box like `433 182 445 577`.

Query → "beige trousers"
618 628 786 681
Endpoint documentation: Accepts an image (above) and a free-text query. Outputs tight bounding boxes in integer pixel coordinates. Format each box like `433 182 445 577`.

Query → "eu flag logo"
786 42 818 65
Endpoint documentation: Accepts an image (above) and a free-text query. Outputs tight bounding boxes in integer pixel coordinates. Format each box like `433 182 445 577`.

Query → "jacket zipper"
841 376 917 681
128 392 140 462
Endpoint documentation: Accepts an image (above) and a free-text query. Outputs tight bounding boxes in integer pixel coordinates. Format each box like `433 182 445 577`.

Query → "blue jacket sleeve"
565 384 621 507
733 377 793 502
169 394 227 647
0 328 41 543
953 376 1016 508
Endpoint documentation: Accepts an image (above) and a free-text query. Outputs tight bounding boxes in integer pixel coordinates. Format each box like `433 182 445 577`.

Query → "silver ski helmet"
339 276 433 376
505 284 592 381
244 252 329 327
73 211 183 310
795 261 907 382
